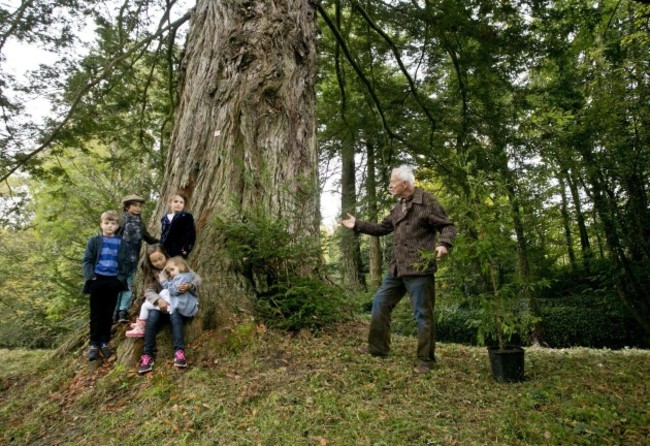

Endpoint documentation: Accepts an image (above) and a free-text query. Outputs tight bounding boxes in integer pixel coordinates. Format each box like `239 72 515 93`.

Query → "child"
161 256 200 317
82 210 129 361
160 192 196 258
135 245 201 374
125 256 199 338
114 194 159 323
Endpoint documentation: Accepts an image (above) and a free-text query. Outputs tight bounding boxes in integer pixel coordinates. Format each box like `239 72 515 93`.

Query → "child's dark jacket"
82 235 130 294
124 216 160 245
160 211 196 258
118 212 159 269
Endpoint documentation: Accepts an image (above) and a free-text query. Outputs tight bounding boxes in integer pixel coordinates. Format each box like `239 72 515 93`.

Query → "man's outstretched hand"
340 213 356 229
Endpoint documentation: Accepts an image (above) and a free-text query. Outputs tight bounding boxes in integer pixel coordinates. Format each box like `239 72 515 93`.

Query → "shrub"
435 304 479 344
539 306 624 347
215 212 348 332
541 259 619 299
256 276 347 332
0 302 70 349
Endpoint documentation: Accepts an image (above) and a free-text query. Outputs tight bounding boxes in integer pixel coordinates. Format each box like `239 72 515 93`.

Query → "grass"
1 319 649 446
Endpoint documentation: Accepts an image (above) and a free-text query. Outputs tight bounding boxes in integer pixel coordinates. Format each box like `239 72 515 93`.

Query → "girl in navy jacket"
160 192 196 258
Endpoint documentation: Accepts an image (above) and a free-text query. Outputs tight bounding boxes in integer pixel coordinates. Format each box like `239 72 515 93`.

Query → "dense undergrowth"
1 319 649 446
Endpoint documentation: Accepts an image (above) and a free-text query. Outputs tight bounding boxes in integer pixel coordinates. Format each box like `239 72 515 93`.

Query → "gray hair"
392 165 415 186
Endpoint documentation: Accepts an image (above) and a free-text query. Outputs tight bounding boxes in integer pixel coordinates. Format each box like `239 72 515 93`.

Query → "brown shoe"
356 345 388 358
413 364 432 374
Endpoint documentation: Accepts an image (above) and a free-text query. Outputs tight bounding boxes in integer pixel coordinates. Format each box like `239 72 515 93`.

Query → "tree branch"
351 0 437 129
318 3 451 175
138 0 181 156
0 9 191 183
0 0 35 53
334 0 347 117
317 4 400 144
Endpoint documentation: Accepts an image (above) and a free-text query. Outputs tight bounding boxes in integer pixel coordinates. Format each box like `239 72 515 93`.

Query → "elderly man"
341 165 456 374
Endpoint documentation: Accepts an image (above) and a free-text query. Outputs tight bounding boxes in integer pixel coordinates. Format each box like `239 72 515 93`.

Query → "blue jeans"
368 274 436 367
115 271 135 312
143 309 187 357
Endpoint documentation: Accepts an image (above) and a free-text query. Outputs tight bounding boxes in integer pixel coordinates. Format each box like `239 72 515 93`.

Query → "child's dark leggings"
89 275 123 346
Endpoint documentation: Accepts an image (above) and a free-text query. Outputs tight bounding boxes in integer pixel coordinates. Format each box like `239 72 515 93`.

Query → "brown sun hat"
121 194 146 206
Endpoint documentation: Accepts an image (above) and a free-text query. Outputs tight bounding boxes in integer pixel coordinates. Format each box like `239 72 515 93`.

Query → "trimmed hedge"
384 295 647 349
538 306 628 348
537 296 644 348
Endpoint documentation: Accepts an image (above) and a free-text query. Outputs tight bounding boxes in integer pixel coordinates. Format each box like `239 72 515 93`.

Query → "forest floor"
1 318 649 446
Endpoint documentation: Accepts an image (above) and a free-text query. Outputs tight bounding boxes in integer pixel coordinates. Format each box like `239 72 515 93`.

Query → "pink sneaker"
174 349 187 368
125 319 146 338
138 354 154 374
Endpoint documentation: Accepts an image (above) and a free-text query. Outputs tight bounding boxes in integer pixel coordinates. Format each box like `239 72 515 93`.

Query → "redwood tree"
156 0 321 331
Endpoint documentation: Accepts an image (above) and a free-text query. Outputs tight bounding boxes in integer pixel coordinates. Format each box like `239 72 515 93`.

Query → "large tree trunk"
334 1 364 291
156 0 320 333
366 142 382 288
339 137 365 289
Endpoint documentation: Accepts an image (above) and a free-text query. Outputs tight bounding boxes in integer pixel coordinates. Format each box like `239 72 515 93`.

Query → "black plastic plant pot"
487 345 525 383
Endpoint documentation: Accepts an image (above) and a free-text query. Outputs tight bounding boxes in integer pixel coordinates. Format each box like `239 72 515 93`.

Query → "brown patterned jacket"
354 187 456 277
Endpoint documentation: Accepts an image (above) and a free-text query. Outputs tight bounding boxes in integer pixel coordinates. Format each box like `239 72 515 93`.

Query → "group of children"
82 192 199 373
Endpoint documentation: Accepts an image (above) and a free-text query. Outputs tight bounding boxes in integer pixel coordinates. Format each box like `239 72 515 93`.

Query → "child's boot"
118 310 129 323
125 319 146 338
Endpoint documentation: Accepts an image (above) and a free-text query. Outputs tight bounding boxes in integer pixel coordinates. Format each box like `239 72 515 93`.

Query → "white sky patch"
320 157 342 231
